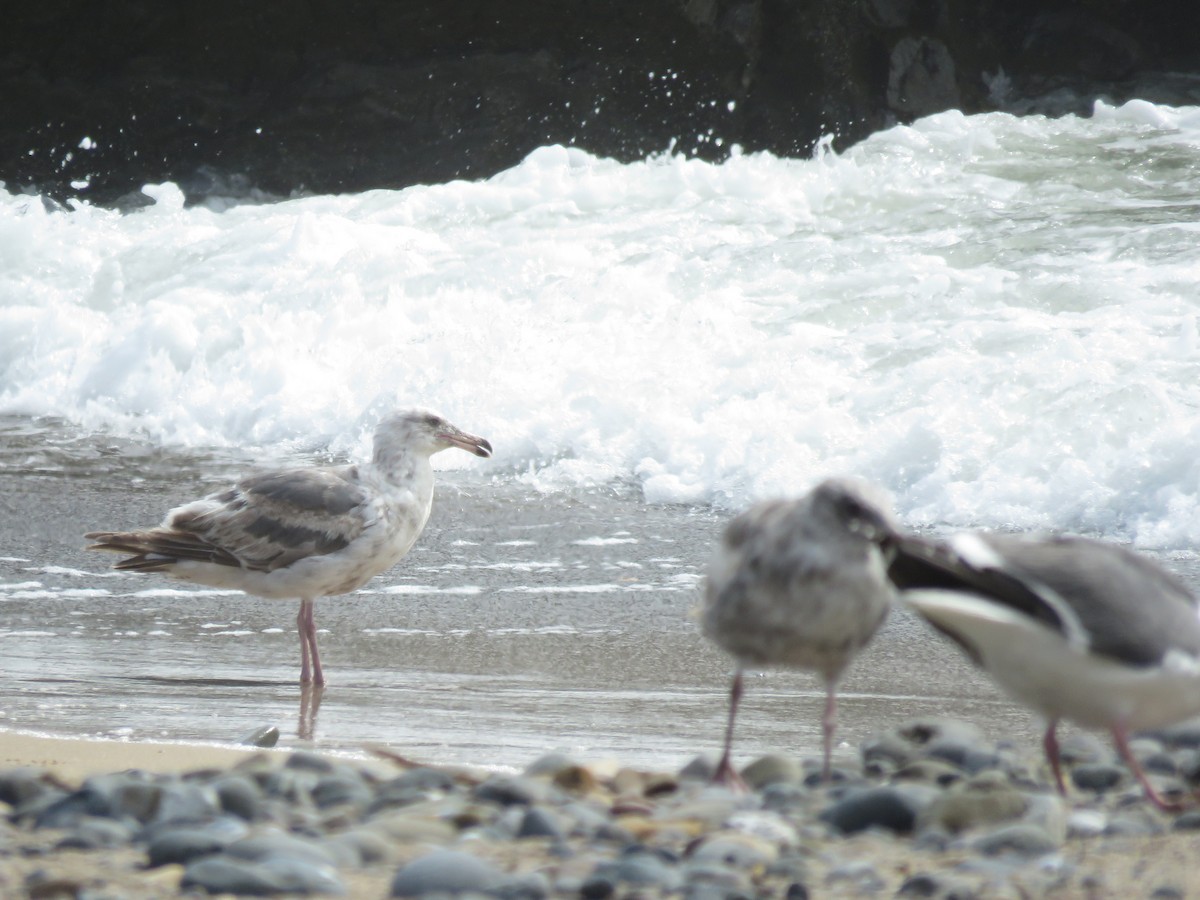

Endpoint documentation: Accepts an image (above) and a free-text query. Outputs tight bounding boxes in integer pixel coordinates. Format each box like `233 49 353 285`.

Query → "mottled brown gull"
702 477 898 785
85 409 492 686
890 530 1200 811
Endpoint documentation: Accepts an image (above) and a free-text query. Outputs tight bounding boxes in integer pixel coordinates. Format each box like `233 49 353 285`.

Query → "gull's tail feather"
85 529 239 569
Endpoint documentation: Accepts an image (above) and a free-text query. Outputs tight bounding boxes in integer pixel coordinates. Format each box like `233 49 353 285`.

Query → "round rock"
390 849 505 897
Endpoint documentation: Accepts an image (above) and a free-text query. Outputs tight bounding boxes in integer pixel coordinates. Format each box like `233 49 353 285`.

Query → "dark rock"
240 726 280 748
285 751 336 774
214 774 264 821
518 806 566 840
1070 763 1125 793
475 774 543 807
897 873 942 896
55 815 135 850
146 825 236 867
819 786 922 835
390 849 505 897
1144 719 1200 749
898 872 977 898
0 768 65 809
1170 810 1200 831
311 773 373 810
590 850 682 890
862 718 986 768
6 1 1200 208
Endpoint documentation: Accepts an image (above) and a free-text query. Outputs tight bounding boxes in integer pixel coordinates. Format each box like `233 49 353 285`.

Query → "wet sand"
3 423 1191 771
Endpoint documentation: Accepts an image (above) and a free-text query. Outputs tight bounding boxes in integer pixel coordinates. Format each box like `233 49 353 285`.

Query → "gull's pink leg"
1043 718 1067 795
821 681 838 783
300 598 325 687
713 669 747 789
297 600 312 684
1112 723 1186 812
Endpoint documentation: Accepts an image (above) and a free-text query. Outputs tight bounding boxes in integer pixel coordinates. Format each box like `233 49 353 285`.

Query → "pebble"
3 717 1199 897
240 725 281 748
820 785 923 835
1071 763 1125 793
390 849 506 897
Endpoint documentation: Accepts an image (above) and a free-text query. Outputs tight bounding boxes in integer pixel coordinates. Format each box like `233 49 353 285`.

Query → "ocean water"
4 99 1200 767
5 99 1200 544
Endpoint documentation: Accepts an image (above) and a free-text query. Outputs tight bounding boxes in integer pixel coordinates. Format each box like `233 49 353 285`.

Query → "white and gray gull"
86 409 492 687
889 531 1200 811
702 477 899 785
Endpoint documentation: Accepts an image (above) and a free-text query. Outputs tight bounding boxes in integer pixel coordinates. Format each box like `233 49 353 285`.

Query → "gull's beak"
439 429 493 458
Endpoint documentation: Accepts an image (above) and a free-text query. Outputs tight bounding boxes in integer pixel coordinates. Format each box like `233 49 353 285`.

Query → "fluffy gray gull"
85 409 492 687
889 531 1200 810
702 477 898 784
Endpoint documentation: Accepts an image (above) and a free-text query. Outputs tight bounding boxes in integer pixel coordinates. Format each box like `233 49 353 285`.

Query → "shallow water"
0 428 1053 771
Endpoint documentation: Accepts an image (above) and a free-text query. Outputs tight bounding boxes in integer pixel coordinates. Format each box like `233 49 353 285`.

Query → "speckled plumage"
703 477 899 783
87 409 492 686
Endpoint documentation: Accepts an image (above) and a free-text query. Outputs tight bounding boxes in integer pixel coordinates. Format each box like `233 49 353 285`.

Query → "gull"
889 531 1200 810
86 409 492 686
702 477 898 785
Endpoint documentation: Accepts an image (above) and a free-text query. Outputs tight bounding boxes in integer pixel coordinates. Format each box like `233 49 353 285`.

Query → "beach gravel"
3 718 1200 897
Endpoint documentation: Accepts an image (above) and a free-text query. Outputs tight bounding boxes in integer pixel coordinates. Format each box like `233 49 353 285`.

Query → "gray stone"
590 850 682 890
56 815 135 850
819 786 921 835
147 825 236 867
475 774 546 807
240 725 280 748
690 831 778 867
390 849 505 897
182 854 346 896
312 772 374 810
214 774 264 820
862 719 986 768
518 806 566 840
917 771 1029 834
741 754 803 789
1171 810 1200 831
285 751 336 773
678 755 717 782
1070 763 1125 792
826 859 885 893
1056 732 1110 766
150 780 220 826
523 752 578 777
1143 718 1200 749
972 823 1060 856
0 768 63 808
225 830 352 869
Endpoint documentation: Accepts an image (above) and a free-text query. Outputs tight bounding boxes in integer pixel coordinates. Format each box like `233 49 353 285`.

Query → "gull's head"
809 477 899 543
374 409 493 462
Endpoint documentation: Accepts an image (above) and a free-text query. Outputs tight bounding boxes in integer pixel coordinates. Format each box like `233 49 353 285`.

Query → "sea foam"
3 100 1200 545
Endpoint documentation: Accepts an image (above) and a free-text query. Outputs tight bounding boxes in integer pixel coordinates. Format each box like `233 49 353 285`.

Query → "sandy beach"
0 729 273 782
